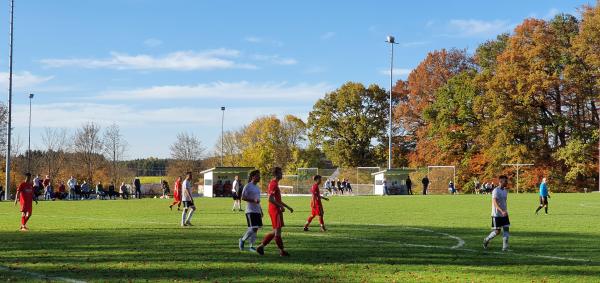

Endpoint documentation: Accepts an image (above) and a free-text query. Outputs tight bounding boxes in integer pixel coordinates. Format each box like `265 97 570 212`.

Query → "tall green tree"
307 82 388 167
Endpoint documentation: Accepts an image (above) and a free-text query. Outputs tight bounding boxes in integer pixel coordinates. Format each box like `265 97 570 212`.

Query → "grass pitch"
0 193 599 282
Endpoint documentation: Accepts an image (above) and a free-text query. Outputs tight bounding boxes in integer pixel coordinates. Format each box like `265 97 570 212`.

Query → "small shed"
372 168 417 195
200 167 255 198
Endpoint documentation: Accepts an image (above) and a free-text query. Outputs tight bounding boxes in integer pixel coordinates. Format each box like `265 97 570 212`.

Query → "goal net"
427 166 456 194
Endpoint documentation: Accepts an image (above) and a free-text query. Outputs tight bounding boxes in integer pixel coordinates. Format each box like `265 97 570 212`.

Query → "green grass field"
1 193 599 282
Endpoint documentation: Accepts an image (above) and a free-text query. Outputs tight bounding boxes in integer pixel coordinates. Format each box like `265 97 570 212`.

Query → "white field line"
0 265 86 283
579 203 600 208
306 222 590 263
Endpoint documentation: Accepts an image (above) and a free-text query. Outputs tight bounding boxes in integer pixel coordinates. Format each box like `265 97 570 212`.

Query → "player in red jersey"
256 167 294 256
169 176 182 211
14 173 34 231
304 175 329 232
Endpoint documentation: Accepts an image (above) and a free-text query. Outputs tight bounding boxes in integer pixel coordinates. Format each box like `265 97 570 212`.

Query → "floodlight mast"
5 0 15 201
385 36 398 170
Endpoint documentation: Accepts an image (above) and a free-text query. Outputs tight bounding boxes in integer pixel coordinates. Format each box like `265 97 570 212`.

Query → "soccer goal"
427 165 456 194
280 174 298 194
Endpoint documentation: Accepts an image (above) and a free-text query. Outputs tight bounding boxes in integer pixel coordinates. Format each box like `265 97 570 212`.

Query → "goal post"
427 165 456 194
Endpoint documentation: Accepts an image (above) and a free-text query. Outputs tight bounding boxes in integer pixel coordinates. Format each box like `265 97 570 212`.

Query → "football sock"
262 232 275 246
242 228 254 241
249 231 257 246
24 214 31 225
545 207 548 214
535 206 542 213
181 208 188 225
306 215 314 226
318 216 324 226
275 235 284 250
186 209 195 223
485 231 497 242
21 216 25 226
502 228 510 249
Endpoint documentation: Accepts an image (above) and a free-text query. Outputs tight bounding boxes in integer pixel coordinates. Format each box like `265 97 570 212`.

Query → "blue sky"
0 0 591 159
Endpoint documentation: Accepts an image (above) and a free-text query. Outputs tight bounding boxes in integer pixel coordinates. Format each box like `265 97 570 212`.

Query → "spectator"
33 175 42 201
108 182 116 200
474 179 481 194
133 177 142 199
383 178 389 196
44 183 53 200
96 182 106 200
43 175 52 200
0 184 4 201
81 181 90 199
422 176 430 195
336 179 343 195
57 181 67 200
406 176 413 195
324 179 332 195
67 176 77 200
345 179 353 194
162 180 170 198
120 182 129 199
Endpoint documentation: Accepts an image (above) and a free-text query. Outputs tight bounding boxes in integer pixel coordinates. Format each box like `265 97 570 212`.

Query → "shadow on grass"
0 224 598 281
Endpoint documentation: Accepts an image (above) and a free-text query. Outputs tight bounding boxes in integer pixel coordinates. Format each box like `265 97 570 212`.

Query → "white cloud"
143 38 163 47
96 81 333 101
244 36 262 43
0 71 53 90
447 19 512 37
321 32 335 40
14 102 310 130
244 36 284 47
379 68 412 77
40 49 257 71
251 54 297 65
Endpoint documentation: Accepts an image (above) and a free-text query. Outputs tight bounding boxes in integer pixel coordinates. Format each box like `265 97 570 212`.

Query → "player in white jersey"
483 175 510 251
181 171 196 227
239 170 263 252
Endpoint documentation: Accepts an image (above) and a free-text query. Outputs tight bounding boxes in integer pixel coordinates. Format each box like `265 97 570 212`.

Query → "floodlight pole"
502 163 534 194
386 36 398 170
5 0 15 201
220 106 225 166
27 93 34 173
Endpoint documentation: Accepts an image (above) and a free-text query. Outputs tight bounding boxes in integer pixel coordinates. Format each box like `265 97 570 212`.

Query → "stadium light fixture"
501 163 534 194
385 35 398 170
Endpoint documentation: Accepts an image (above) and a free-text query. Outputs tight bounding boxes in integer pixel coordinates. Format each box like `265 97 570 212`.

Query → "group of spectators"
474 180 495 194
383 176 432 195
0 175 145 201
324 178 352 195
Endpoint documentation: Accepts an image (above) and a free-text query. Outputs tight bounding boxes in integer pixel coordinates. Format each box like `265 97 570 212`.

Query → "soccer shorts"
269 210 284 229
183 200 195 208
20 201 32 214
491 216 510 229
311 206 323 216
246 213 263 228
539 196 548 205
